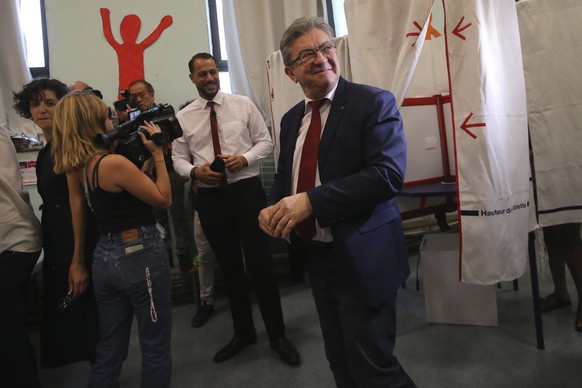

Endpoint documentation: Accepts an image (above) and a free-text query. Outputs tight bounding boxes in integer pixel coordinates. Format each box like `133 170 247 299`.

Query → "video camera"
96 104 183 168
113 90 136 111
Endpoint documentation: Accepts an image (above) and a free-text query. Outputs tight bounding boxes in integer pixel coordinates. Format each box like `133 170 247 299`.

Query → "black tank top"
89 154 155 234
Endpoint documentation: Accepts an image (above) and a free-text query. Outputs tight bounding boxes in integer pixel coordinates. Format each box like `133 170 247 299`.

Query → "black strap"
91 153 111 190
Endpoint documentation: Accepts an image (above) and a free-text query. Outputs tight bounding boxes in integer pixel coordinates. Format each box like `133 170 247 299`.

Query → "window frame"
207 0 228 72
325 0 338 33
23 0 50 78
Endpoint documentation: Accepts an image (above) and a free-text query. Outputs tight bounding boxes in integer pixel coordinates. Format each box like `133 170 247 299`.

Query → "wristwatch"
190 166 198 179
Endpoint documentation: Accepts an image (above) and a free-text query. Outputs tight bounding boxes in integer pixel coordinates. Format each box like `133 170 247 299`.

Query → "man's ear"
284 67 298 84
189 73 195 83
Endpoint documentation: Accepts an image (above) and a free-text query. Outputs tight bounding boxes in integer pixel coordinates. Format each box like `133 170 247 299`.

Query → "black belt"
39 202 65 210
0 250 39 256
197 176 259 193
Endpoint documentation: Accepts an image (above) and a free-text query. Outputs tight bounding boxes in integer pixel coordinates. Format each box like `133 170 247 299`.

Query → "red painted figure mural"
100 8 173 97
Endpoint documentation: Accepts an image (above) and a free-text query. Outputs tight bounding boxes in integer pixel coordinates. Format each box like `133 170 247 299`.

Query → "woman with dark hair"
52 91 173 388
13 79 99 369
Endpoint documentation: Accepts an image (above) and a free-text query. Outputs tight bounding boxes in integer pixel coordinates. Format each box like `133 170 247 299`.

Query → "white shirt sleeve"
171 121 194 179
243 98 273 166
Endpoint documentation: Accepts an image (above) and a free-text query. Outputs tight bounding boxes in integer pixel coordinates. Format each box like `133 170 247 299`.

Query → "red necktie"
207 101 227 186
296 99 324 241
208 101 221 156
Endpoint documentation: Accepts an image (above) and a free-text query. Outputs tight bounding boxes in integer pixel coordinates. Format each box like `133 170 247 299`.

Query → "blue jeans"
88 224 172 388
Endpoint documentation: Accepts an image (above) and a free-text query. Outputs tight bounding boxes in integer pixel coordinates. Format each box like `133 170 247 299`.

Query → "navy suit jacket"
269 77 410 307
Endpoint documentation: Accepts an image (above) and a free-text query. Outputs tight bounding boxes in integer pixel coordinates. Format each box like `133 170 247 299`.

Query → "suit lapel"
282 102 305 192
318 77 349 176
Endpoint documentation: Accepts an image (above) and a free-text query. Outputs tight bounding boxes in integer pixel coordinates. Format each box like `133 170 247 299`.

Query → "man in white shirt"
172 53 299 365
0 125 43 387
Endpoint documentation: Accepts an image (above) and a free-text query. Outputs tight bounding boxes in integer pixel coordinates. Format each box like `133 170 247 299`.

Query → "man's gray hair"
279 16 334 67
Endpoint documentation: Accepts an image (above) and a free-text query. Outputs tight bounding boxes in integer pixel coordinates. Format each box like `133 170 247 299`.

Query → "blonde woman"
52 91 172 388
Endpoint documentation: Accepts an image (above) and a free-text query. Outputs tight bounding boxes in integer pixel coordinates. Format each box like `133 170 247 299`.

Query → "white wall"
46 0 210 110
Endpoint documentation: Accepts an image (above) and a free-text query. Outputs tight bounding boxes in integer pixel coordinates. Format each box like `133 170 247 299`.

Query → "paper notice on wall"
19 160 37 185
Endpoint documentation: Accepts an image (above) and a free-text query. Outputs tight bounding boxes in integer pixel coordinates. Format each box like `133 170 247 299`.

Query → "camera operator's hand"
195 163 225 186
139 121 164 157
116 104 132 124
222 154 248 173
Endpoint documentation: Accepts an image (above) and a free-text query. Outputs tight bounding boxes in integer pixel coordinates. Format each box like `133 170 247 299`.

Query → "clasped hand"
222 154 247 173
195 154 247 185
258 193 313 240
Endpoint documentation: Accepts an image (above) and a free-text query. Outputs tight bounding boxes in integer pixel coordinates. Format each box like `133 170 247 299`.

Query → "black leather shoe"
213 334 257 363
191 303 214 328
271 337 300 366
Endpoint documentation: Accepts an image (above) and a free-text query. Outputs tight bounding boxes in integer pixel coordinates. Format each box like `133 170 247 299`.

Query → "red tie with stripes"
295 99 324 241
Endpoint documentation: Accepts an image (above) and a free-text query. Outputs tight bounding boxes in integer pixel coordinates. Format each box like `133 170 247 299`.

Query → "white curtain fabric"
344 0 434 107
222 0 324 127
446 0 530 284
0 0 33 135
404 1 448 98
518 0 582 227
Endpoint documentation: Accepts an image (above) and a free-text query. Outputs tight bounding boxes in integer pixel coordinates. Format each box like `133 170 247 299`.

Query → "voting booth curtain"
518 0 582 228
347 0 531 284
445 1 530 284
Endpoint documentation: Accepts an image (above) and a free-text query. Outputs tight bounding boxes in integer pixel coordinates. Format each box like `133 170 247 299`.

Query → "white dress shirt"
0 126 42 254
291 84 338 242
172 91 273 187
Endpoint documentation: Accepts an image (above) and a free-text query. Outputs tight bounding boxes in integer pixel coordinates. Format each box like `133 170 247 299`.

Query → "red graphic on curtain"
100 8 173 97
406 14 441 46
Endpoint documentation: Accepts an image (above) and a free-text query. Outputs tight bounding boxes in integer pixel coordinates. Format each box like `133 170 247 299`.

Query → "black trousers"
305 243 416 388
195 177 285 343
0 250 41 388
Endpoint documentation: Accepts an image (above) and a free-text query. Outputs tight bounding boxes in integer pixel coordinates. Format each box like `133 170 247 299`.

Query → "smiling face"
189 58 221 101
284 28 340 100
30 89 58 131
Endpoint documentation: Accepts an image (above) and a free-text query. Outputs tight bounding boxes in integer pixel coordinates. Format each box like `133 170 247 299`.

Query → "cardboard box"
420 233 498 326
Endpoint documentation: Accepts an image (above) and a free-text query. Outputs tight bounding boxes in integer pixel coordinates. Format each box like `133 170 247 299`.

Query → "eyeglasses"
289 43 336 66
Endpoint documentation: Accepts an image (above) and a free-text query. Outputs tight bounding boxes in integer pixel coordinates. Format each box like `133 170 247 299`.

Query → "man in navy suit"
259 16 416 388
